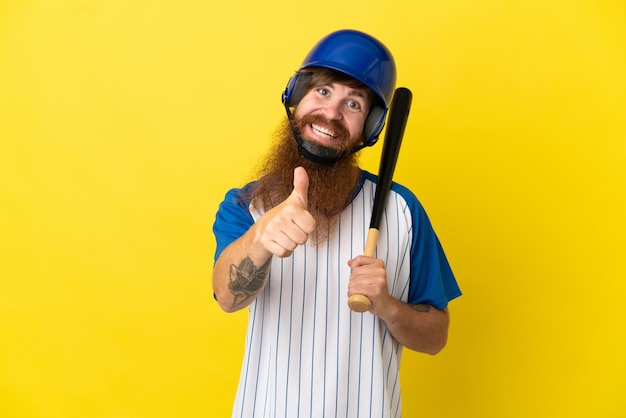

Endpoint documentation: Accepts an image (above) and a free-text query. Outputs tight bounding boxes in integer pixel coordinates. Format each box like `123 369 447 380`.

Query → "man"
212 29 461 418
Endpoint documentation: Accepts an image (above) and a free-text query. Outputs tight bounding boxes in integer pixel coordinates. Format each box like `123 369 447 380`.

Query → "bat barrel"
369 87 412 230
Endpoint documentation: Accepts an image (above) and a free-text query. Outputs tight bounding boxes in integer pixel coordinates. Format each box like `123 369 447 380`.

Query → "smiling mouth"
311 123 337 139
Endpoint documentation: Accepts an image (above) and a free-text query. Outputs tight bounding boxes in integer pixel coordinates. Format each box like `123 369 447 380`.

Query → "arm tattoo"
410 304 432 313
228 257 271 309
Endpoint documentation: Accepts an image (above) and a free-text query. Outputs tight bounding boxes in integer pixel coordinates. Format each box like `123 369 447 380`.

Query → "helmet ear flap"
282 72 312 106
363 105 386 146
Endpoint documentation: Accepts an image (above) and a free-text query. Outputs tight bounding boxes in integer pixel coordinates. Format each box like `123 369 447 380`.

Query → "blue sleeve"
392 182 462 309
212 186 255 263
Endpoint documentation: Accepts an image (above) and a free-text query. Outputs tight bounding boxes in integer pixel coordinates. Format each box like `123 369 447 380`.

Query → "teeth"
311 123 336 138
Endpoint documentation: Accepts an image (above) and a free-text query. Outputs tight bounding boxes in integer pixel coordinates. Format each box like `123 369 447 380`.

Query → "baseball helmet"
282 29 396 147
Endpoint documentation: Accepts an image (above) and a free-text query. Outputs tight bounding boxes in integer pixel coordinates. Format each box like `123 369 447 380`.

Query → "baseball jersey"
213 170 461 418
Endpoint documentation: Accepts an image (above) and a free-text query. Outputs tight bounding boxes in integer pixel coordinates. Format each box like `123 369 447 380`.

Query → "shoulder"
214 180 261 226
219 181 257 207
359 169 424 214
213 181 259 261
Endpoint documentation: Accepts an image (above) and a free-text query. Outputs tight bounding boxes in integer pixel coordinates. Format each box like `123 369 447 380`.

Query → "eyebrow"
316 83 368 99
335 84 368 99
348 89 368 99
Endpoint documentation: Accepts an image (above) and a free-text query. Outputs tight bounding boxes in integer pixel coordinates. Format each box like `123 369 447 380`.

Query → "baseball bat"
347 87 413 312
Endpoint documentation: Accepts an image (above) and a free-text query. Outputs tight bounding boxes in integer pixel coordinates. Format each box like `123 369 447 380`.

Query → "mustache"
295 114 349 144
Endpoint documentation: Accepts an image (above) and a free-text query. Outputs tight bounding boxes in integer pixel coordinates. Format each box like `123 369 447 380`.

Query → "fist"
347 255 390 313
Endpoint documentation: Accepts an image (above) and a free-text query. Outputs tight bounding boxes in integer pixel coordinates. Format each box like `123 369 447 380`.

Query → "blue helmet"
282 29 396 147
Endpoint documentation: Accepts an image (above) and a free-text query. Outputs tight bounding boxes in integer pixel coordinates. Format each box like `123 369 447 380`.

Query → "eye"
346 99 362 111
316 87 330 96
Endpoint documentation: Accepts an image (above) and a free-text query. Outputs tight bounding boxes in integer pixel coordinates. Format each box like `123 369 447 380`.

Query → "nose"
320 99 343 120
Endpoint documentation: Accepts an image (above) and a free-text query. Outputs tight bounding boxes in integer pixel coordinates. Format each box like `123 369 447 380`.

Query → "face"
293 83 371 150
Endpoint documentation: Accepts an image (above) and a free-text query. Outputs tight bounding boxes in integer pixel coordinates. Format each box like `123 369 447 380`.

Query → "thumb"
291 166 309 208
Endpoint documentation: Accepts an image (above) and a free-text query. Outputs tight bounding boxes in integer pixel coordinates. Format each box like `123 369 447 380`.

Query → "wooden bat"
348 87 413 312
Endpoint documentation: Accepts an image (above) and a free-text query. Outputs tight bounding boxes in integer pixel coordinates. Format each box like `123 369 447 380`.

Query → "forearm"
213 167 315 312
212 230 273 313
378 301 450 355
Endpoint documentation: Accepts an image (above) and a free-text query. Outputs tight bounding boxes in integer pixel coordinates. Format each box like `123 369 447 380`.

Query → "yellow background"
1 1 625 417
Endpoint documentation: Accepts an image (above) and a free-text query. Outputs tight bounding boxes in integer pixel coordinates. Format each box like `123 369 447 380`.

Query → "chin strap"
284 104 366 165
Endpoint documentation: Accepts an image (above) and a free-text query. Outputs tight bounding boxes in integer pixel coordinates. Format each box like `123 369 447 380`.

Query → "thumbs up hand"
249 167 316 260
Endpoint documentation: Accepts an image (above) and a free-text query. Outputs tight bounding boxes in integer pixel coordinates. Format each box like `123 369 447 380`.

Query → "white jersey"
213 170 461 418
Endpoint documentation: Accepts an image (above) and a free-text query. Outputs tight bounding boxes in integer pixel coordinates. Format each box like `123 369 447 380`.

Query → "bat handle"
347 228 378 312
347 294 371 312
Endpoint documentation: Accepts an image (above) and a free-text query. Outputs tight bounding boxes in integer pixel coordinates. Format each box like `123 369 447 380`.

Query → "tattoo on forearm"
228 257 271 309
411 304 432 313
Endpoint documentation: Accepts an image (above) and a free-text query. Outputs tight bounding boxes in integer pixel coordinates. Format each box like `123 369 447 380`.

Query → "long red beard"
248 119 361 243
